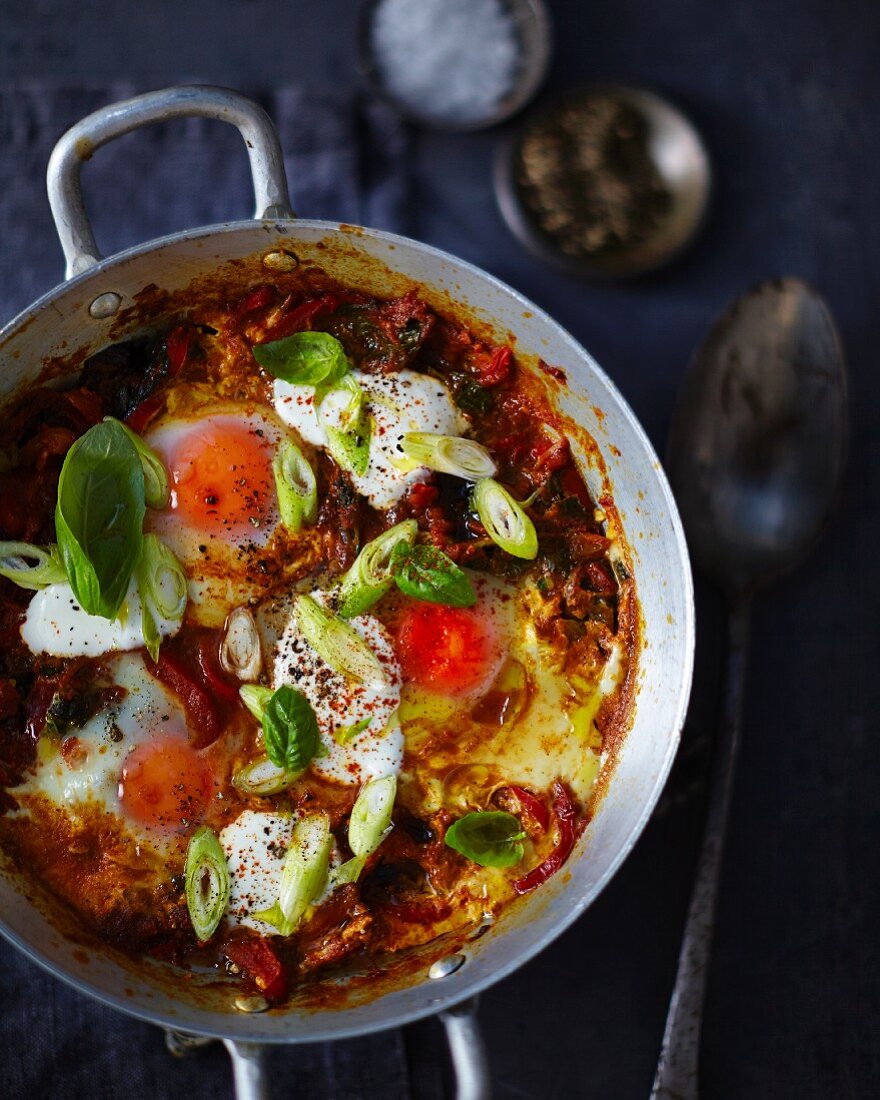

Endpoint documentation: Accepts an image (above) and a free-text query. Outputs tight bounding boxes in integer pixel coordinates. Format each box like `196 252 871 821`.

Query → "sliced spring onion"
0 542 67 591
109 418 170 509
294 594 386 686
232 754 301 796
239 684 273 722
220 607 262 682
337 520 418 618
333 716 373 745
401 432 497 480
318 374 371 477
348 774 397 859
473 478 538 560
331 855 366 887
136 535 187 661
137 535 187 619
273 439 317 533
185 826 230 942
253 813 332 935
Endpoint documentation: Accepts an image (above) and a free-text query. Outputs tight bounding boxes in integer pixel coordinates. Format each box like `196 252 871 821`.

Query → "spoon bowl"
666 277 847 596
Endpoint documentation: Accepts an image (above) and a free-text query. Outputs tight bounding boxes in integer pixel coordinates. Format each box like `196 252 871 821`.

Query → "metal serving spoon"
651 278 847 1098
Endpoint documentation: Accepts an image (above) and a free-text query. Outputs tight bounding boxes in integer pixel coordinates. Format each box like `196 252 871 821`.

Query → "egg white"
21 574 182 659
13 654 190 842
145 407 289 626
220 808 342 931
255 587 404 787
273 369 466 509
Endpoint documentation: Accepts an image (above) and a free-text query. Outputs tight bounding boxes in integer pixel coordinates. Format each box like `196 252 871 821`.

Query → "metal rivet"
89 292 122 319
234 994 269 1013
428 954 466 980
262 249 299 272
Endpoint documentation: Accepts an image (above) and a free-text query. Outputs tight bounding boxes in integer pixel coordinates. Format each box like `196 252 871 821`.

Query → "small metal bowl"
495 84 712 279
358 0 553 132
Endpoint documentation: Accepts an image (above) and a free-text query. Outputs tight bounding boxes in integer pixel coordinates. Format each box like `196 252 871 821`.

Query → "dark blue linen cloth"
0 83 432 1100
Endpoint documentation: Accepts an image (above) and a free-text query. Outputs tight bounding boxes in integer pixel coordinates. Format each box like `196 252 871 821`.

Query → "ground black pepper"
514 91 672 259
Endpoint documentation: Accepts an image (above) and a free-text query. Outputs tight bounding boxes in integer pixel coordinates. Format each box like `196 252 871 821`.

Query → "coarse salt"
371 0 520 125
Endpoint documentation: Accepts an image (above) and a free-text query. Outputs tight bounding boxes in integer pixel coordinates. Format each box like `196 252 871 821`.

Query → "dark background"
1 1 878 1097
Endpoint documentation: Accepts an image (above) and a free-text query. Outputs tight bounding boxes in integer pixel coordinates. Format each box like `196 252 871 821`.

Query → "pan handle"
46 84 294 279
440 997 492 1100
222 1039 270 1100
204 999 490 1100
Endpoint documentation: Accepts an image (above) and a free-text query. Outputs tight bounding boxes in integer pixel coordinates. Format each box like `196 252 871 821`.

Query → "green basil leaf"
444 811 526 868
253 331 349 386
391 542 476 607
55 419 145 620
262 684 320 772
107 418 170 509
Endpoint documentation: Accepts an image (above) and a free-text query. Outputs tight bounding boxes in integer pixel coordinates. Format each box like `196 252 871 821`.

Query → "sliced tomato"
224 936 288 1002
230 284 278 321
397 603 498 697
147 649 222 747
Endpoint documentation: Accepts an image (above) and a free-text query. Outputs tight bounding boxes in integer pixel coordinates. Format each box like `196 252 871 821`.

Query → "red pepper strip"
231 284 277 321
267 292 340 340
224 937 288 1002
194 632 241 707
165 325 195 376
124 393 165 434
513 781 578 895
506 785 550 832
147 650 222 747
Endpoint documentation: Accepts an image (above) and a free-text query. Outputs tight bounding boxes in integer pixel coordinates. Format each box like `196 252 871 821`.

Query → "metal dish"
496 83 712 279
357 0 553 131
0 86 694 1098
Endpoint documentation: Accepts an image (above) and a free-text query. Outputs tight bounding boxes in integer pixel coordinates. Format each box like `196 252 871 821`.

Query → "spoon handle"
650 598 752 1100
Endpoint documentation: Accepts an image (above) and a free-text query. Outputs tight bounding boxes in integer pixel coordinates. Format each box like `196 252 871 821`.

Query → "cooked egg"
220 809 295 931
21 575 182 658
273 369 466 509
256 588 403 787
220 808 341 931
145 406 292 626
13 654 208 845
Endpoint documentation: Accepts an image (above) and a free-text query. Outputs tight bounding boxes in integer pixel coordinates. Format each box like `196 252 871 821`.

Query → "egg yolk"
397 603 498 697
118 735 213 833
167 420 275 535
